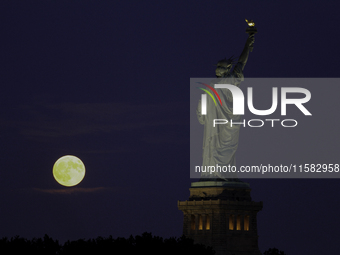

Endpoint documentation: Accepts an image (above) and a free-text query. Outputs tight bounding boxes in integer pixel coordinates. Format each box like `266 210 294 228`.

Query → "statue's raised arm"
237 19 257 70
237 34 255 71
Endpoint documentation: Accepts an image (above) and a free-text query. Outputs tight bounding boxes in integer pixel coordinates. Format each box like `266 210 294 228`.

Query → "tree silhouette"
264 247 286 255
0 232 215 255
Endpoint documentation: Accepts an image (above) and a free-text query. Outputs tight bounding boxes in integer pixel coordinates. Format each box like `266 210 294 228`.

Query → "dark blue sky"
0 1 339 255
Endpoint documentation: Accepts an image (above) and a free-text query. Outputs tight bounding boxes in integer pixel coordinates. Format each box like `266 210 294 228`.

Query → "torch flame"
245 19 255 27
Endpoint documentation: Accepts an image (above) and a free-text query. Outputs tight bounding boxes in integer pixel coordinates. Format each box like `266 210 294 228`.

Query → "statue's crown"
215 56 237 67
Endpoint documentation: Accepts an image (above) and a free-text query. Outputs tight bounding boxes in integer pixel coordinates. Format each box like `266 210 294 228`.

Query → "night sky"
1 1 339 255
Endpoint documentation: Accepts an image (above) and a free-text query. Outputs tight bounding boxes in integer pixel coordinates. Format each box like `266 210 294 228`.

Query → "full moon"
53 155 85 187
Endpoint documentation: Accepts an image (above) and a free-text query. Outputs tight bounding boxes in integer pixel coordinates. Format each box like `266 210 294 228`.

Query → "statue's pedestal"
178 181 262 255
189 181 251 202
191 180 250 188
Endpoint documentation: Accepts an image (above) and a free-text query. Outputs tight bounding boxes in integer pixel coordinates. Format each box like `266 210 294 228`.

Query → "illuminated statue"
196 22 256 181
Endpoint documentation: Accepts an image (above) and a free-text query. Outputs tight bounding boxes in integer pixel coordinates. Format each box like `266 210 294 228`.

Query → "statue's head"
215 56 236 77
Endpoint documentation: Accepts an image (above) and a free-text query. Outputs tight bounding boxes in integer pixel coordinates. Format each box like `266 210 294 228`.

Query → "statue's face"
215 62 231 77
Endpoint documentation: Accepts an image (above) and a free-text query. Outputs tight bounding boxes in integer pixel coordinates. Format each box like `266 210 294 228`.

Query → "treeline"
0 232 215 255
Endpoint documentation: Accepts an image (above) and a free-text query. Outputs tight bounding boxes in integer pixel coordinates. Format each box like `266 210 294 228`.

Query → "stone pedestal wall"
178 184 262 255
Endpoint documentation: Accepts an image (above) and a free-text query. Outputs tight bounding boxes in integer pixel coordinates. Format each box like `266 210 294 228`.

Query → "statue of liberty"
196 28 255 183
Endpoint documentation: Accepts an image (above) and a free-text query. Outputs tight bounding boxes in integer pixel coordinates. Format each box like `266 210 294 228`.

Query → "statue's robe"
196 63 244 181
